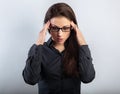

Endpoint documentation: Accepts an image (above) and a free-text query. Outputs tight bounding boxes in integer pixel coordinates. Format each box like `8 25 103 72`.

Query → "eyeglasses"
49 25 71 32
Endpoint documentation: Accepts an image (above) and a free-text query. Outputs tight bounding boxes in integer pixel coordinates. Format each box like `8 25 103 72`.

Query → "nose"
57 29 63 36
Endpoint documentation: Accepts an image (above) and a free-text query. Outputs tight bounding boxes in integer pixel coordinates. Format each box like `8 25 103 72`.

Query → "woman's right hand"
36 21 50 45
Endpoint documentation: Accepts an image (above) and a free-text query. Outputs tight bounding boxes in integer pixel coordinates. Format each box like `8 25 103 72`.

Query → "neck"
53 43 65 52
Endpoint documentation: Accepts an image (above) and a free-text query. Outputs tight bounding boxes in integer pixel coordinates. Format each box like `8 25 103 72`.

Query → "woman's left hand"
71 21 87 46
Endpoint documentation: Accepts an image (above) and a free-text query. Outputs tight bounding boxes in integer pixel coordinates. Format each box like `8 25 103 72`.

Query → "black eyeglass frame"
48 24 73 32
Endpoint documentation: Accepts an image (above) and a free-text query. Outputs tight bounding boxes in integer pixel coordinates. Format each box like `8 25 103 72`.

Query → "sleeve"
78 45 95 83
22 44 43 85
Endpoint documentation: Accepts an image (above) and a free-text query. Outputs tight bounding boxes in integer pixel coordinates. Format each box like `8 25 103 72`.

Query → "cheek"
50 32 56 38
65 32 71 38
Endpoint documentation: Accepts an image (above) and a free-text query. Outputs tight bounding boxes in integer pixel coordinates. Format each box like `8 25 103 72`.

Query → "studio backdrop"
0 0 120 94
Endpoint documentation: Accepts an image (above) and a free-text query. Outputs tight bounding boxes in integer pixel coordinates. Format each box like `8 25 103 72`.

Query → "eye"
51 26 58 29
62 27 71 31
50 26 59 31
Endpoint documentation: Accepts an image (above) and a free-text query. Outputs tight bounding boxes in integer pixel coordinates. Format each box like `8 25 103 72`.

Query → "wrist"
78 39 87 46
35 41 44 45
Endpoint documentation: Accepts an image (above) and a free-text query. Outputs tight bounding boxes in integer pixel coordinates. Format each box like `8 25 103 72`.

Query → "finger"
46 21 50 29
70 21 78 31
43 21 50 31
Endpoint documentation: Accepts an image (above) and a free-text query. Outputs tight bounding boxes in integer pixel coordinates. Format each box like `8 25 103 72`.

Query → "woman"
22 2 95 94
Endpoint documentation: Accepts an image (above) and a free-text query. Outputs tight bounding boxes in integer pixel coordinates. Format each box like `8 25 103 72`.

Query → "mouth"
57 38 63 42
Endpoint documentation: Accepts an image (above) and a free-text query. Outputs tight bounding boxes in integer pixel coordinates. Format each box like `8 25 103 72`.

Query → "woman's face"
49 16 71 45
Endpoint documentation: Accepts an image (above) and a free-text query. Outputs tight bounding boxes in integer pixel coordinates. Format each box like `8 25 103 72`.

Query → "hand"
36 21 50 45
71 21 87 46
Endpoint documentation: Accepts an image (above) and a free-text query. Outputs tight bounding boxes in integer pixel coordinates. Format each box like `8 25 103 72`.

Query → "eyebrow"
50 24 70 27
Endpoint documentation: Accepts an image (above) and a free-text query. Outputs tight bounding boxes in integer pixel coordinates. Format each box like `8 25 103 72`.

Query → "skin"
36 16 87 52
49 17 71 52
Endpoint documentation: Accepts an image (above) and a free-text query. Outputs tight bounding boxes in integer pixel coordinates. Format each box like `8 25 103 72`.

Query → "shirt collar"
46 37 53 47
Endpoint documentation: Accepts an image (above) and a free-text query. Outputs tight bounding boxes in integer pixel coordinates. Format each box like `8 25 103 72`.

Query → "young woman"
22 2 95 94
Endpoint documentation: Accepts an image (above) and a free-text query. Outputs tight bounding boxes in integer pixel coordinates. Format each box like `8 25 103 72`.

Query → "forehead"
50 16 71 26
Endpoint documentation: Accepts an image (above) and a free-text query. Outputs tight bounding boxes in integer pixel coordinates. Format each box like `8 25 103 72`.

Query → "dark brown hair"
44 3 80 77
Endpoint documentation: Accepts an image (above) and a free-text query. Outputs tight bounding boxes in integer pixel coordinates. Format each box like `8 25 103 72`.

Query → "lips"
57 38 63 42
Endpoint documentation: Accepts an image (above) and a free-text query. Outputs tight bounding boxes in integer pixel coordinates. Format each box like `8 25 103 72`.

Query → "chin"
57 41 65 44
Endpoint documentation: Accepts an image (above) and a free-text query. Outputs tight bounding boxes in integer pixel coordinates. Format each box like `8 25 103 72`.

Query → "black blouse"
22 38 95 94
